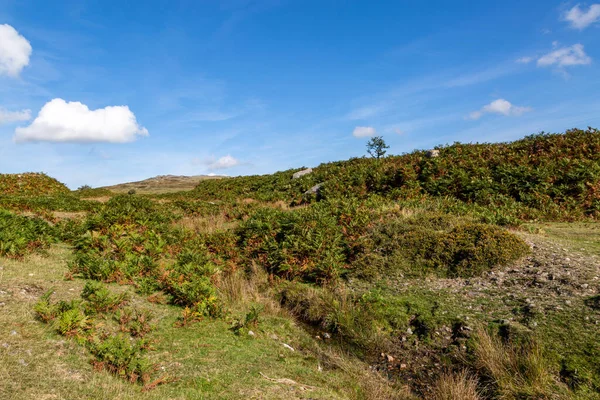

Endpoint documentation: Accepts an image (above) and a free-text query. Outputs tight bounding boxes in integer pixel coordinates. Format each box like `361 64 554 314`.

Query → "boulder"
292 168 313 179
426 149 440 158
305 183 324 195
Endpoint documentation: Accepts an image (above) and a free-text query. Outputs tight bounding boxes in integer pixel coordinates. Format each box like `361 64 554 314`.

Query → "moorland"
1 128 599 400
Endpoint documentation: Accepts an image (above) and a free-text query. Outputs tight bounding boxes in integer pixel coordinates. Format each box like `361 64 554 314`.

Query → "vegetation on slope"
2 128 600 399
0 173 70 196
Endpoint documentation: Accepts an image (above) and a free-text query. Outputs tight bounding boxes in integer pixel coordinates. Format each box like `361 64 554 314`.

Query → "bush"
0 209 57 258
355 213 530 278
87 335 153 384
162 250 223 317
81 281 129 313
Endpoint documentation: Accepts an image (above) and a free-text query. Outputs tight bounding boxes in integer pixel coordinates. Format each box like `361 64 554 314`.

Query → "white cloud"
206 155 239 170
0 108 31 124
516 56 534 64
14 98 148 143
468 99 532 120
537 43 591 67
0 24 32 77
352 126 376 138
564 4 600 30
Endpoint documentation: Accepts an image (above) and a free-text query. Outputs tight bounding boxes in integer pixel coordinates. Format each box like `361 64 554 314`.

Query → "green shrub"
230 304 263 335
55 307 91 337
34 290 58 323
81 281 129 314
0 209 57 258
355 213 530 278
87 335 153 384
162 250 222 317
114 307 154 338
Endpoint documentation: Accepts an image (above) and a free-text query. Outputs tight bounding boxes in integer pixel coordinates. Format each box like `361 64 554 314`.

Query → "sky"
1 1 600 188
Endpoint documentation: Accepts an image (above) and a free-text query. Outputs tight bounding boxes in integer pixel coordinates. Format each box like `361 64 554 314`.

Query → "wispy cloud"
564 4 600 30
516 56 534 64
352 126 376 138
0 108 31 124
537 43 591 68
468 99 532 120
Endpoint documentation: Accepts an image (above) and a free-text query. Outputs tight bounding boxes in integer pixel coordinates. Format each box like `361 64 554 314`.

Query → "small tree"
366 136 389 159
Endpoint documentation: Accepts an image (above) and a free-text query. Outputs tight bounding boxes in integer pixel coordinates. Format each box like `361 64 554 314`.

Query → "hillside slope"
101 174 224 194
1 128 600 399
0 173 70 196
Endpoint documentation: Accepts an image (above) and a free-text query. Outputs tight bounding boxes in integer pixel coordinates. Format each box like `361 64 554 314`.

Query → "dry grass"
175 214 235 234
471 327 561 399
431 371 481 400
102 175 223 194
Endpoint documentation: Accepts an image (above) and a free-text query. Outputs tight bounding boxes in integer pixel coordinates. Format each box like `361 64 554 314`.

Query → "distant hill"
0 173 70 196
101 174 224 194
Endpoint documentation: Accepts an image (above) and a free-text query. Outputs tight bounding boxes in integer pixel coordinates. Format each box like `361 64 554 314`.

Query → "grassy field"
0 247 398 400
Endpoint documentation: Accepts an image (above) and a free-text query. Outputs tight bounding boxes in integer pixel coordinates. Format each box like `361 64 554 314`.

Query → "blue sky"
1 0 599 188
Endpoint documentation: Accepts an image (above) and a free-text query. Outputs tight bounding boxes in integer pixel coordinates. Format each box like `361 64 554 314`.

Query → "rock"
292 168 313 179
426 149 440 158
323 332 331 339
304 183 324 195
282 343 295 352
386 354 394 363
406 328 413 335
248 330 255 337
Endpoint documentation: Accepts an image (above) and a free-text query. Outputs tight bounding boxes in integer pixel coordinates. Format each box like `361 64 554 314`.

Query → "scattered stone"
304 183 324 195
406 328 413 335
292 168 313 179
282 343 295 352
10 330 17 336
386 354 394 363
248 330 255 337
323 332 331 339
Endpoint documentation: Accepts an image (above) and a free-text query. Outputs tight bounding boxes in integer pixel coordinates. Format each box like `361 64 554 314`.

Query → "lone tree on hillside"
366 136 389 159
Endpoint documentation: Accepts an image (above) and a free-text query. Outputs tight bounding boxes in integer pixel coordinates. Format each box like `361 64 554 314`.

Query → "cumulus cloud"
14 98 148 143
564 4 600 30
537 44 592 67
206 155 239 170
468 99 532 120
0 24 32 77
352 126 376 138
0 108 31 124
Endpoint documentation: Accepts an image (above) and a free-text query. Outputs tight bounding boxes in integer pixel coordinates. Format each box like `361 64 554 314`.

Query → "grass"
0 245 399 399
524 222 600 255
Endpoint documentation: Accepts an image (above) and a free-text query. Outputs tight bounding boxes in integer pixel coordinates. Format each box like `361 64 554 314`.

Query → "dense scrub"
192 128 600 224
0 209 57 258
0 173 70 196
